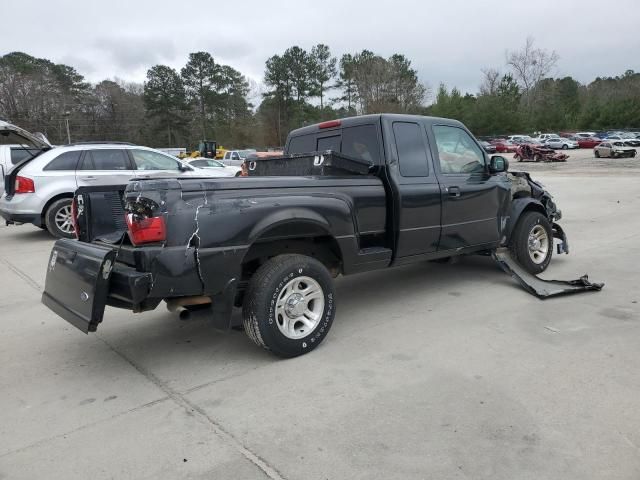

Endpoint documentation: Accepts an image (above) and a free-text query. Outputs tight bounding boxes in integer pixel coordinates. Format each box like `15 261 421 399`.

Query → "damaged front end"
505 171 569 255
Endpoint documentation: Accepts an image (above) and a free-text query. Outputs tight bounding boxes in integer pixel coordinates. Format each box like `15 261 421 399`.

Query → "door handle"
81 176 97 181
447 186 461 197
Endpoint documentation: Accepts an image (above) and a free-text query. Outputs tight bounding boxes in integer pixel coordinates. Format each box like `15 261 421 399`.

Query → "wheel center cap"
284 293 306 318
529 238 540 250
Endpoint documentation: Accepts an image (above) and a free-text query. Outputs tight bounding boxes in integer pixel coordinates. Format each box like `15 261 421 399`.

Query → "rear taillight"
15 176 35 194
318 120 341 129
125 213 166 245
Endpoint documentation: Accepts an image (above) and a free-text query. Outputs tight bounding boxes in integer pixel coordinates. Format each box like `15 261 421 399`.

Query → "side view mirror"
489 155 508 173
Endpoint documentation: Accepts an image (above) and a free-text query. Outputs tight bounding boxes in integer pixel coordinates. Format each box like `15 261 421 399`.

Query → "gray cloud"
2 0 639 96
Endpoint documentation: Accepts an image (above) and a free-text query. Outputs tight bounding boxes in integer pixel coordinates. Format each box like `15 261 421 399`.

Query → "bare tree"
506 37 559 93
479 68 501 96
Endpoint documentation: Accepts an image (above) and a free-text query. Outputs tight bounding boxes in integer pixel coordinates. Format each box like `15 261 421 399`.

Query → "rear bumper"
42 239 244 333
0 208 42 226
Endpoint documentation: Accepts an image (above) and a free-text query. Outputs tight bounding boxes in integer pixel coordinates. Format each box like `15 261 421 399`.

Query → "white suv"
0 141 233 238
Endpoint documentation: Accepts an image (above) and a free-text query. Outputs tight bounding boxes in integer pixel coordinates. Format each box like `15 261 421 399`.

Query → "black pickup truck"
42 114 567 357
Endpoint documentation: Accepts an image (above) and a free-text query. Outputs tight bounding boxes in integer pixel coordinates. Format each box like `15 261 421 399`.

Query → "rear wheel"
514 154 522 162
510 211 553 275
594 150 600 158
533 154 542 163
44 198 74 239
242 254 336 357
562 144 568 150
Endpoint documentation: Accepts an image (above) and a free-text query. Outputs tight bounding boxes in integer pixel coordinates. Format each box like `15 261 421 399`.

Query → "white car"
186 158 242 177
543 137 579 150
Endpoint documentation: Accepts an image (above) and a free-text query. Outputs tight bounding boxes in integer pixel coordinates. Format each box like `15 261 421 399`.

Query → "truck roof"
288 114 466 138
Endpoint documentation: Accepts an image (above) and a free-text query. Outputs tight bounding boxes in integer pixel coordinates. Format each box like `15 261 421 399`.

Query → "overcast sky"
3 0 639 100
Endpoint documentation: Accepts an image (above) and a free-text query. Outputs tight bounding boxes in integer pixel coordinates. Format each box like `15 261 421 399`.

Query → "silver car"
543 137 579 150
220 149 256 167
0 140 232 238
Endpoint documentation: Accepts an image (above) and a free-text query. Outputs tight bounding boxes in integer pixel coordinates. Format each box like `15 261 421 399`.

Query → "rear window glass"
287 124 381 165
393 122 429 176
317 135 341 152
10 148 41 165
288 134 315 154
44 151 81 171
80 149 129 170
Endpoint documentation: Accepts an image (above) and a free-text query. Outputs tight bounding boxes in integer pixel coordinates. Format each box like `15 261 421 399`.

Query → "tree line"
0 38 638 150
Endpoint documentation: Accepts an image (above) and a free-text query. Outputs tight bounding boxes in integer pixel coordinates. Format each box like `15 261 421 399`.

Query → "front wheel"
243 254 336 357
562 144 568 150
44 198 75 239
510 211 553 274
594 150 600 158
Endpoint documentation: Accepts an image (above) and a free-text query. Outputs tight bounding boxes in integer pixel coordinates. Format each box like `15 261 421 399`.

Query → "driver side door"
429 124 506 251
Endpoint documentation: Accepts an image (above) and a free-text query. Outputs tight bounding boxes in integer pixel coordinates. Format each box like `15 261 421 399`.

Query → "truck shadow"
89 255 516 387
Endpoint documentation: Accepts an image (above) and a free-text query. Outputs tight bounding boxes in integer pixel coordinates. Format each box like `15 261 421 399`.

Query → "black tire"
242 254 336 358
514 154 522 162
510 211 553 275
44 198 75 239
594 150 600 158
533 154 542 163
562 144 568 150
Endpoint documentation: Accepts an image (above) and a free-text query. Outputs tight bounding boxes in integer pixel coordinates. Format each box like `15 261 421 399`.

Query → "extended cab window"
433 125 485 174
79 149 129 170
393 122 429 177
43 150 81 171
131 149 181 170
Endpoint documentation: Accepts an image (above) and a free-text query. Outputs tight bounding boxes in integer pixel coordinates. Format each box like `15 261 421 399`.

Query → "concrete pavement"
0 170 639 479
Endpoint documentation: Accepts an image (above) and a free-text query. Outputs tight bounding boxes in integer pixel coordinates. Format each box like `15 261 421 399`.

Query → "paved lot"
1 158 639 479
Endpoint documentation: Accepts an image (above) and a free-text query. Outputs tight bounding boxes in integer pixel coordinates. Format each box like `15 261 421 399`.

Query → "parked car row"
0 121 249 238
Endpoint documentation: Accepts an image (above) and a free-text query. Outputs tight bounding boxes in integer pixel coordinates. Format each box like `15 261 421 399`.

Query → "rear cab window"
287 123 382 165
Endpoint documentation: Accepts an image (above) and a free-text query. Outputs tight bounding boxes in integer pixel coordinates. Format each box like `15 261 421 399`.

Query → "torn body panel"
493 248 603 298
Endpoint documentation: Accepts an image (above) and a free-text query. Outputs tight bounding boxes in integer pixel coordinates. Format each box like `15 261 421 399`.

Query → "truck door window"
393 122 429 177
433 126 485 174
342 125 380 164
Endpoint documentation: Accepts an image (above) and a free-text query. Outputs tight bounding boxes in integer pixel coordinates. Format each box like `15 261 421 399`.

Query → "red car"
490 139 518 153
572 136 602 149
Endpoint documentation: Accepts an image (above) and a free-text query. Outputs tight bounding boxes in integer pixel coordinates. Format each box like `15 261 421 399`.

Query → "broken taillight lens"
14 176 35 194
125 213 166 245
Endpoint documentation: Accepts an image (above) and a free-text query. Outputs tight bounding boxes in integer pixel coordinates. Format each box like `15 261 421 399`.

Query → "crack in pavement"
94 335 287 480
0 256 42 292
